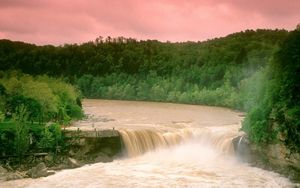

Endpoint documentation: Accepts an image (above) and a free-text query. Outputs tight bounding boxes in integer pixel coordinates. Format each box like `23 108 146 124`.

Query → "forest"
0 28 299 156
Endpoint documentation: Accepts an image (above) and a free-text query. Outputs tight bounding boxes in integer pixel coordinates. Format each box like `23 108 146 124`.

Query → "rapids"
0 100 295 187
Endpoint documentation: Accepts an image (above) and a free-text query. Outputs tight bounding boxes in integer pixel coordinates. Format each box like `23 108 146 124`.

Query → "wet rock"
46 170 55 176
48 163 69 171
27 162 54 178
232 135 253 162
67 157 81 168
5 171 24 181
36 162 47 171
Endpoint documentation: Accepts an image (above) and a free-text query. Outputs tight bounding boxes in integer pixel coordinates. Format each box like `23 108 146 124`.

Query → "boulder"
232 135 253 162
67 157 81 168
5 172 24 181
46 170 55 176
27 162 54 178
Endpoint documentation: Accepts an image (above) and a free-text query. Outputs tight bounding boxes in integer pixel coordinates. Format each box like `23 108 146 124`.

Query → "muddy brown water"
0 100 295 187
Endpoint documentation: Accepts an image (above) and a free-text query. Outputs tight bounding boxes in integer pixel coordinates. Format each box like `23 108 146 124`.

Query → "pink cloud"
0 0 299 45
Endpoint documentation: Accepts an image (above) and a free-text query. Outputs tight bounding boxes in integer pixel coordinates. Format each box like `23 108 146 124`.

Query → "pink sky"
0 0 299 45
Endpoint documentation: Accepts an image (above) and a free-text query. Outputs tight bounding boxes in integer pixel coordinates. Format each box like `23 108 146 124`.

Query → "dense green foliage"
272 30 300 152
0 71 83 159
76 72 240 108
0 28 299 153
0 29 287 79
0 71 83 122
243 30 300 152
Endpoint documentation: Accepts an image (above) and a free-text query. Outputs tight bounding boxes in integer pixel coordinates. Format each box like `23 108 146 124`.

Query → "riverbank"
0 127 122 181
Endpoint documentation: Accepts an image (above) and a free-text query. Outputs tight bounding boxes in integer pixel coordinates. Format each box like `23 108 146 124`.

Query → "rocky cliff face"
0 129 123 182
65 129 122 163
233 135 300 183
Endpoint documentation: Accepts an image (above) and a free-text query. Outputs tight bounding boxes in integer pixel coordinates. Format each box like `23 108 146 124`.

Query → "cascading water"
118 125 239 158
0 100 296 188
119 128 193 157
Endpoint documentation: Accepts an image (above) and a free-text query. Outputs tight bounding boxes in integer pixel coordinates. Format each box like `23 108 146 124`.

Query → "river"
0 100 295 187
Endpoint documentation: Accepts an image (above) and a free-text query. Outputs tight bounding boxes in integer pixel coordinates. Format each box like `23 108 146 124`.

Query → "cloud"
0 0 299 45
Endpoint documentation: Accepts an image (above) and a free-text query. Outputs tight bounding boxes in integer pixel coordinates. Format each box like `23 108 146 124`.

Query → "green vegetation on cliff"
0 71 83 160
243 30 300 152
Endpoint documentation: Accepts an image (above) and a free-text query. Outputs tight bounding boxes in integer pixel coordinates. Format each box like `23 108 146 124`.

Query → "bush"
38 123 64 153
0 130 15 156
6 95 43 122
13 105 30 161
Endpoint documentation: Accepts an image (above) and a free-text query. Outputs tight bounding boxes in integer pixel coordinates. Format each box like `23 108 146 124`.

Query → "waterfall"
118 126 239 157
118 129 192 157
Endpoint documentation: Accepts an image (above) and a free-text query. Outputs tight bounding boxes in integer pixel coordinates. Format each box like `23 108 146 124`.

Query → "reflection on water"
0 100 295 188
